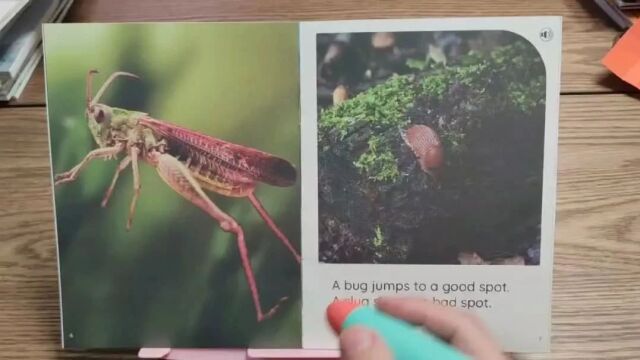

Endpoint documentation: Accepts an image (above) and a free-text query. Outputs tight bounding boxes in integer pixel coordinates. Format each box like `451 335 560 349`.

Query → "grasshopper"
54 70 301 321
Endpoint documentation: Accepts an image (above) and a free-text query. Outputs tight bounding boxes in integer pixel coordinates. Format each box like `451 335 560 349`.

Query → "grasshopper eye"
95 109 105 123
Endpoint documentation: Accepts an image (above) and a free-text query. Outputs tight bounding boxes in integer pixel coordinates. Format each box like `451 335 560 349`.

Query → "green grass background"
43 23 301 349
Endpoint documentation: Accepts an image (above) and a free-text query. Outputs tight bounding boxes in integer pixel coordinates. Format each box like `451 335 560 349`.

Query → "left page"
43 22 301 349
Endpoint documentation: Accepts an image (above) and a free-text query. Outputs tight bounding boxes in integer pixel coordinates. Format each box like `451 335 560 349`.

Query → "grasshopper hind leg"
150 151 285 321
247 192 301 264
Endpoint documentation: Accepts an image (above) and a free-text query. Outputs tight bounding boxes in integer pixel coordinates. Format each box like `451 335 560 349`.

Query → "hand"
339 297 509 360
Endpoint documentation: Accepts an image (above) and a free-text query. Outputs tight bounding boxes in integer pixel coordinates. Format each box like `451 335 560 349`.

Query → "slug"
401 124 444 178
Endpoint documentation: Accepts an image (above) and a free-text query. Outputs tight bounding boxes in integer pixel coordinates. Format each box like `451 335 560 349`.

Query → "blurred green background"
43 23 300 349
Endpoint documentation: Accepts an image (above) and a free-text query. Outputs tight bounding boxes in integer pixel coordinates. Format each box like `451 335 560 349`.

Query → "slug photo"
316 30 546 265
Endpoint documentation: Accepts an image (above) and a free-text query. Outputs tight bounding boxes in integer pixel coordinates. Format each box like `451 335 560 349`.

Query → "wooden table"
1 1 639 359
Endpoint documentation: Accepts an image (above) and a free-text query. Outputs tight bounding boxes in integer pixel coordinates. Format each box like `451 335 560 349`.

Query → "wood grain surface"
1 95 639 359
1 0 639 359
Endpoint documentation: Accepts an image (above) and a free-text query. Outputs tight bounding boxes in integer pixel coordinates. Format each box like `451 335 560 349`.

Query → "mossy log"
318 41 546 264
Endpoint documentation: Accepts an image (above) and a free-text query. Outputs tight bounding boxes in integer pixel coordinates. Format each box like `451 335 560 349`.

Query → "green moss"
319 40 546 184
372 225 384 247
508 75 545 114
320 75 416 182
406 58 427 71
353 135 400 182
320 75 416 139
420 71 451 99
489 41 546 113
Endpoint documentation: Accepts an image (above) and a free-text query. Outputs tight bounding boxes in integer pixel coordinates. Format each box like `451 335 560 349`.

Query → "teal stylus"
327 301 470 360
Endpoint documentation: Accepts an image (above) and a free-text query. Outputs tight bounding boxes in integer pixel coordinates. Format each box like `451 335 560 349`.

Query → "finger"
340 326 394 360
376 297 507 360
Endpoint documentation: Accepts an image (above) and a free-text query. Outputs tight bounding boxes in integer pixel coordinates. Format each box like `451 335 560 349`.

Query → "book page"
43 22 302 349
300 17 562 352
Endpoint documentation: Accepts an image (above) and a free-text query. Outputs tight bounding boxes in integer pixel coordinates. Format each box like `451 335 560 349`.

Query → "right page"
300 17 562 352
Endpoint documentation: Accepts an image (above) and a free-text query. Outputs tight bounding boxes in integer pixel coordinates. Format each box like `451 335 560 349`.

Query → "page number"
539 28 553 42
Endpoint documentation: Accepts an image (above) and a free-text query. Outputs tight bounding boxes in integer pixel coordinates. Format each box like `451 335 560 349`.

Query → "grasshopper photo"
54 70 301 322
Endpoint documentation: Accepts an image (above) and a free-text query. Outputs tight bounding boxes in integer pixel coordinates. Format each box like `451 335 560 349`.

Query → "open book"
43 17 561 352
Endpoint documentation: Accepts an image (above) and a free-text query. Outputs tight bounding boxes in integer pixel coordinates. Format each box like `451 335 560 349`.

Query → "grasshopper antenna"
91 71 140 106
86 69 99 108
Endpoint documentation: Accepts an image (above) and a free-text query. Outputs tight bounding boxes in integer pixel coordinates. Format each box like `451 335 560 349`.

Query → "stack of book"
617 0 640 10
595 0 640 30
0 0 73 101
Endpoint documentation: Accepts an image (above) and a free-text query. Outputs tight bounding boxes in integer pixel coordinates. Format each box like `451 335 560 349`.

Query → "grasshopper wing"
140 117 296 187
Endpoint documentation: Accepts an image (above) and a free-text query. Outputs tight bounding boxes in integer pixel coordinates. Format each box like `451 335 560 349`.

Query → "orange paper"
602 21 640 89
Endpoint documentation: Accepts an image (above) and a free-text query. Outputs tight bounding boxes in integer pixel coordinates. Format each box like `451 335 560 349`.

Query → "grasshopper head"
86 103 113 147
85 69 139 146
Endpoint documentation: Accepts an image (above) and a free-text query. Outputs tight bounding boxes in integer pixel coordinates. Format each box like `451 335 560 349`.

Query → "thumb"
340 326 393 360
